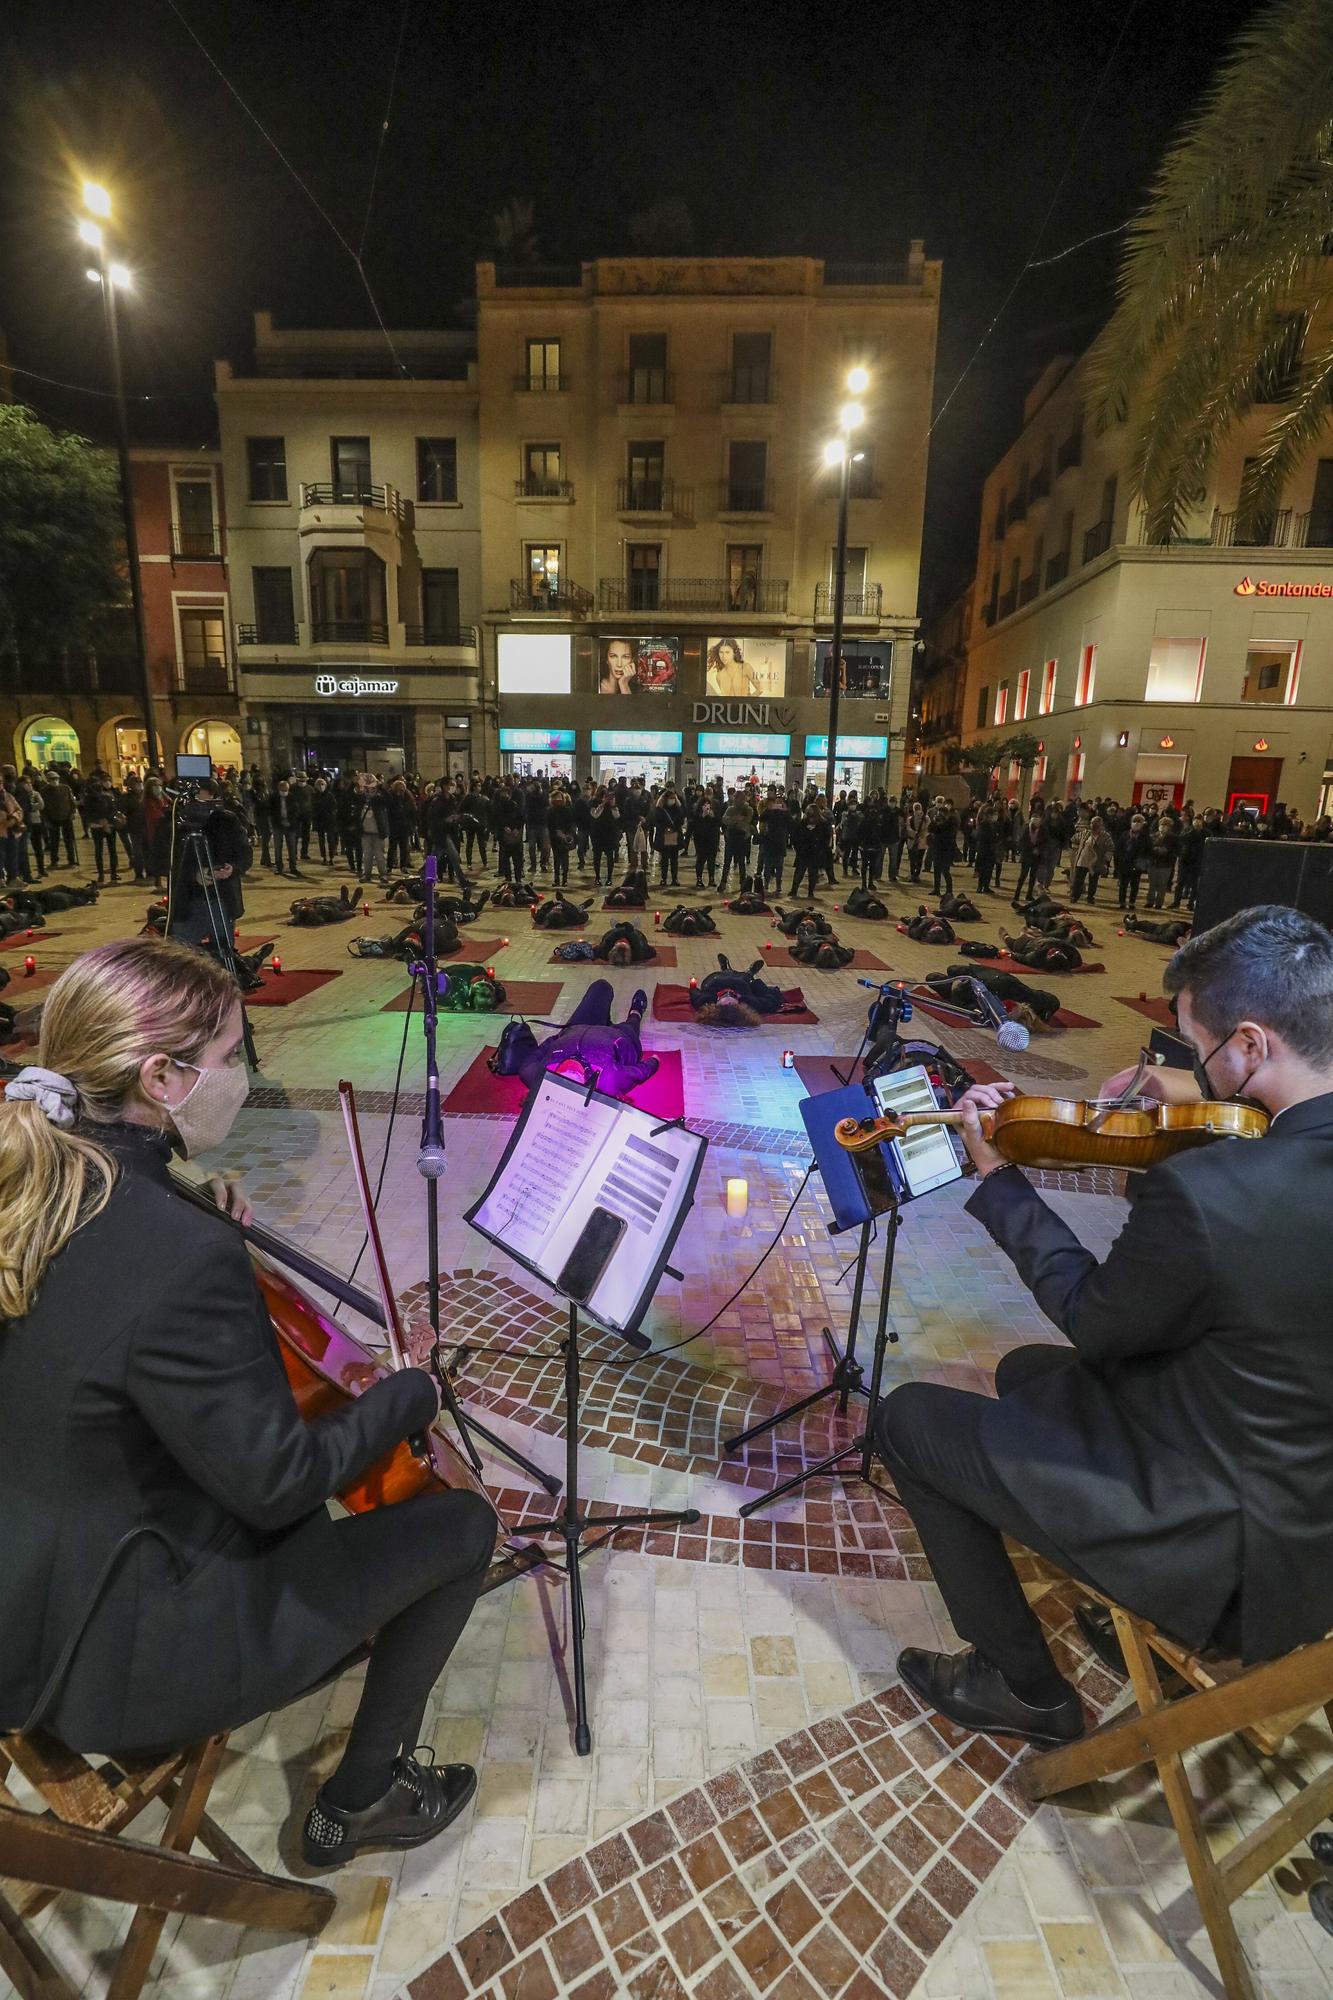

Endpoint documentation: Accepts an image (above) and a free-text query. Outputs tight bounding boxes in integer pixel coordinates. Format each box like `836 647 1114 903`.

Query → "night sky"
2 0 1260 600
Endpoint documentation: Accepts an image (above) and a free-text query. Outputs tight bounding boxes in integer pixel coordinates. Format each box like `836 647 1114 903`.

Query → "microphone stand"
414 852 560 1497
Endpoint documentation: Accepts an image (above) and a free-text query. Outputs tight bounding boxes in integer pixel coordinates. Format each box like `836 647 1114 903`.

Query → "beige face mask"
168 1058 251 1157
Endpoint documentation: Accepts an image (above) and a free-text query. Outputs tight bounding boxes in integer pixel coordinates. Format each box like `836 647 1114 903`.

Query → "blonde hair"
0 939 239 1320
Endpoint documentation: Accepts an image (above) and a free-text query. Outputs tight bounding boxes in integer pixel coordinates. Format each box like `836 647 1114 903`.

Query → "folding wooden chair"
1020 1589 1333 2000
0 1728 334 2000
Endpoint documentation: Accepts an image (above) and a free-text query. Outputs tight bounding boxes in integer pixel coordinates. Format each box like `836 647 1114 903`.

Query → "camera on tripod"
169 753 215 831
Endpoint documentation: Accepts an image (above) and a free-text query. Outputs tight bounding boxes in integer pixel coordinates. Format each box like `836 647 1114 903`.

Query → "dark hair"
1163 904 1333 1062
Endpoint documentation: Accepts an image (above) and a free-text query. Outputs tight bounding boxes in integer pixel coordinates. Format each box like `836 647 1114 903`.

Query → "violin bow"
1086 1047 1166 1134
337 1079 486 1476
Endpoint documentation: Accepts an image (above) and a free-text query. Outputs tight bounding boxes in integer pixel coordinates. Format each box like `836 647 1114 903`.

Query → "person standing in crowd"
788 801 824 901
385 779 415 876
928 796 959 897
1116 813 1151 910
42 769 77 869
166 773 249 946
973 803 1003 895
290 775 314 866
653 784 686 888
547 783 574 889
1144 812 1178 910
83 772 123 885
718 788 755 895
904 798 928 883
312 777 338 868
1069 814 1115 904
460 784 489 871
523 781 550 879
357 776 389 886
757 787 790 895
248 773 273 872
589 786 621 886
492 784 525 885
270 778 303 878
838 793 862 880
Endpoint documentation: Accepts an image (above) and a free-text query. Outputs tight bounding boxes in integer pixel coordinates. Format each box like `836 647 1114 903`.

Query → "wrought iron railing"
1212 508 1292 548
171 528 222 560
718 479 774 513
509 578 595 615
1082 518 1114 563
236 621 299 646
300 482 405 519
814 582 884 618
514 477 574 500
598 576 789 614
310 620 389 644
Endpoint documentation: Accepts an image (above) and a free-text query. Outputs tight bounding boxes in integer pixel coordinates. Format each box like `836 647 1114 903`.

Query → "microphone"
964 978 1030 1052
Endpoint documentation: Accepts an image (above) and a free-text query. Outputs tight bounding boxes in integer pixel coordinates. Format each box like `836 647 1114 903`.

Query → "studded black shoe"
301 1753 476 1869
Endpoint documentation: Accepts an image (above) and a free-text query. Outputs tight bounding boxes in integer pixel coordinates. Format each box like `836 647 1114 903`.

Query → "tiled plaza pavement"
6 849 1332 2000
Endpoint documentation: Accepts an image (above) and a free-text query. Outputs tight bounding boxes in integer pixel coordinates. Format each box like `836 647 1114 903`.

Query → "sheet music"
473 1086 619 1266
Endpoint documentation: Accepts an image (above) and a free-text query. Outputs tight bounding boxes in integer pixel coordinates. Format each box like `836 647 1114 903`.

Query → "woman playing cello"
0 937 494 1867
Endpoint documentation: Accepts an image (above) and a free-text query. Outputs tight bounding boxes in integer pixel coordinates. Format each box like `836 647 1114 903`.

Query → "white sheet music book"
466 1071 707 1340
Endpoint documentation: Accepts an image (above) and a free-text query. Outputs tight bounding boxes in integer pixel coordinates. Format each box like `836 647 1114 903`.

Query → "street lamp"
821 371 868 807
76 179 157 776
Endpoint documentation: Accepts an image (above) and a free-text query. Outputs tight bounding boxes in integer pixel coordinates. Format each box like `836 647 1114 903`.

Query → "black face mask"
1192 1025 1260 1104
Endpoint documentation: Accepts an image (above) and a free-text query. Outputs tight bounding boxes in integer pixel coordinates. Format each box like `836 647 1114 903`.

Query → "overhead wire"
358 0 412 265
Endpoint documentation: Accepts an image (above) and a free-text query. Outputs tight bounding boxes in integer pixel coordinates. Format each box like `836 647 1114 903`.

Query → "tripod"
170 817 261 1072
516 1299 701 1753
413 853 560 1498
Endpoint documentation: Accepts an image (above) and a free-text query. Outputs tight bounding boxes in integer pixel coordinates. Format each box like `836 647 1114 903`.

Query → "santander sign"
1235 574 1333 599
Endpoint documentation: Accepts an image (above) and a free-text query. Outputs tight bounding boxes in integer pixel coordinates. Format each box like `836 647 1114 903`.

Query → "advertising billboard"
499 728 577 753
497 632 572 694
590 729 684 754
704 635 786 698
598 635 680 695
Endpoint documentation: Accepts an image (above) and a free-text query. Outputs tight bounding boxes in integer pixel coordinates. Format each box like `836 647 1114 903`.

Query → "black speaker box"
1193 839 1333 934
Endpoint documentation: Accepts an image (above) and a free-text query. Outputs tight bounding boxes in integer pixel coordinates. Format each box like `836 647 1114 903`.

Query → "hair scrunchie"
4 1067 79 1129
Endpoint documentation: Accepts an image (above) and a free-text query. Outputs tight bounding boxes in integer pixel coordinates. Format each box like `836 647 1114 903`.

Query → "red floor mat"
765 946 890 971
993 952 1107 975
652 982 818 1026
0 966 58 998
1114 994 1176 1028
443 1045 684 1119
381 978 563 1016
0 928 60 950
1049 1006 1101 1029
548 944 678 966
244 968 342 1006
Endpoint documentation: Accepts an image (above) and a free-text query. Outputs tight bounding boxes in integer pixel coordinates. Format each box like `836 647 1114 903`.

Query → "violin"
834 1092 1268 1173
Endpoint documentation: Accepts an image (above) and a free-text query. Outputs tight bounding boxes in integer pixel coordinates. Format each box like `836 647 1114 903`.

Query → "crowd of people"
3 759 1328 916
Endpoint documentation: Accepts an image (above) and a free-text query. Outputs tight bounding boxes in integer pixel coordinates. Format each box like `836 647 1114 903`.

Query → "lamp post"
79 183 157 775
821 369 868 808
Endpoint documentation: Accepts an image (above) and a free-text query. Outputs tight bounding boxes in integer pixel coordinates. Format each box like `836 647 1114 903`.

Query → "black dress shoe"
898 1647 1084 1749
1310 1830 1333 1869
301 1755 476 1868
1311 1878 1333 1936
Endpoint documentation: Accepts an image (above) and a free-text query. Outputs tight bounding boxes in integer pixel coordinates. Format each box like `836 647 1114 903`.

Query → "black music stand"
466 1073 708 1753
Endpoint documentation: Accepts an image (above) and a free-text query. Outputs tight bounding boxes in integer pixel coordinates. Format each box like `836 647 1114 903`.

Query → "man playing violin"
874 903 1333 1747
0 938 495 1867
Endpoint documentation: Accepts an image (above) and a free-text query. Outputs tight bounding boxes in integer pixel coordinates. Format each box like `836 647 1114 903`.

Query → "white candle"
726 1177 749 1218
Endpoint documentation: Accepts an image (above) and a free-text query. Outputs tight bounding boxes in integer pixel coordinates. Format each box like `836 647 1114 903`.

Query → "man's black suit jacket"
966 1092 1333 1663
0 1126 437 1752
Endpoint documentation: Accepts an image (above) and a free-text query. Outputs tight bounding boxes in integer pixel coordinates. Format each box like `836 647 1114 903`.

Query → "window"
975 685 990 729
525 544 562 605
1100 475 1117 524
1241 643 1298 704
730 331 772 402
1075 644 1097 706
1015 668 1031 721
1032 752 1048 785
627 543 661 611
626 441 665 509
246 436 287 502
420 568 461 641
848 445 876 499
994 683 1009 726
1039 658 1057 713
172 478 216 558
522 443 563 496
178 607 229 690
330 436 371 500
727 440 768 510
252 566 295 643
627 332 669 403
726 544 763 610
416 437 457 503
307 547 387 641
1144 636 1205 702
526 339 562 390
1067 750 1086 793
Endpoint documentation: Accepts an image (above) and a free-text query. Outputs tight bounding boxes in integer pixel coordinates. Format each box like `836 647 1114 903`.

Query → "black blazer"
966 1092 1333 1662
0 1126 437 1752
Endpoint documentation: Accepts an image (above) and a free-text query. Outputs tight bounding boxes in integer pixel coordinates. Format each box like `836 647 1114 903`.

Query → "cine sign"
315 675 400 697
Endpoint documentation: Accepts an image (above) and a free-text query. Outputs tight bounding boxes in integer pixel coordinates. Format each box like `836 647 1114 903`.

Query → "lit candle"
22 956 35 976
271 954 283 975
726 1177 749 1218
781 1049 795 1069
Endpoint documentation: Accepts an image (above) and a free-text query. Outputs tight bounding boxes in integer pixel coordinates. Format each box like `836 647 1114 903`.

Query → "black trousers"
875 1345 1098 1684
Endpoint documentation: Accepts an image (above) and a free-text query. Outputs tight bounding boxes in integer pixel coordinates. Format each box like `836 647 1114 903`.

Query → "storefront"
499 727 575 779
696 730 792 790
813 640 893 699
285 705 408 777
183 719 244 774
20 715 82 771
590 728 682 787
800 733 889 797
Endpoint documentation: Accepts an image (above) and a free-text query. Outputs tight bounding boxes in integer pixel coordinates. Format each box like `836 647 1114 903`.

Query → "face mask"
168 1057 250 1157
1191 1025 1261 1105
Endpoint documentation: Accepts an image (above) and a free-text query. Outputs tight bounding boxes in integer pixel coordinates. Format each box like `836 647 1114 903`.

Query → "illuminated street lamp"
77 180 156 773
822 371 869 807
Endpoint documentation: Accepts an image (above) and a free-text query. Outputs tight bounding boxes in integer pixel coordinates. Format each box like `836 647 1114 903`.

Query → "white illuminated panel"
498 632 573 694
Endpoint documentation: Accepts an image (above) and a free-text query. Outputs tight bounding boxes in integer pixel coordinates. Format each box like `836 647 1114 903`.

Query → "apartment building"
215 314 483 779
477 251 939 795
962 343 1333 820
910 580 973 777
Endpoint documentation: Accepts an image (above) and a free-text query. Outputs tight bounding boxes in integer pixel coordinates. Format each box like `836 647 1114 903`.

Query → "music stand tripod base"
516 1300 700 1755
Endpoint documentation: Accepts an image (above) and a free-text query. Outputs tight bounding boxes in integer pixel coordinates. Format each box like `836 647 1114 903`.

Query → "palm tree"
1086 0 1333 544
491 197 540 267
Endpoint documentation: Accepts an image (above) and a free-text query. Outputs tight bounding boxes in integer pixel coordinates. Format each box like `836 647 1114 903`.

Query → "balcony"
181 657 234 695
311 620 389 645
992 511 1006 543
814 582 884 620
718 479 774 515
1018 572 1039 606
1057 431 1083 474
820 471 883 502
495 265 582 288
513 372 571 393
403 624 478 649
598 576 789 614
996 588 1017 620
616 476 683 516
1212 507 1292 548
299 482 405 521
1082 518 1114 563
171 527 223 561
1028 466 1051 504
1006 490 1028 527
509 578 595 616
514 476 574 501
1295 511 1333 548
236 621 300 648
617 370 674 406
723 369 775 405
1045 551 1070 590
